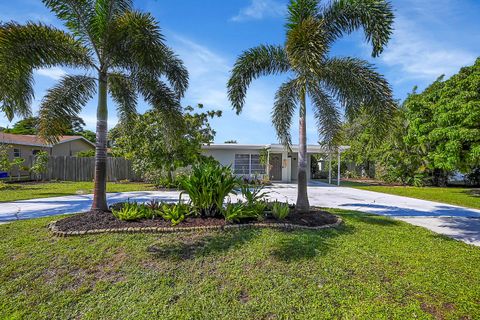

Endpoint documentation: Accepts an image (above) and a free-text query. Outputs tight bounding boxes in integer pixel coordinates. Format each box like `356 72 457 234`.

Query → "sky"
0 0 479 144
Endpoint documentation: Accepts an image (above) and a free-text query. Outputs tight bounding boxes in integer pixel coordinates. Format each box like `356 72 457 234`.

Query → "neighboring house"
0 133 95 176
202 143 329 182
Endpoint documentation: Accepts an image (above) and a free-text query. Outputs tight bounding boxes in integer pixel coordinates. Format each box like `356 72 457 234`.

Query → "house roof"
202 143 335 153
0 133 95 148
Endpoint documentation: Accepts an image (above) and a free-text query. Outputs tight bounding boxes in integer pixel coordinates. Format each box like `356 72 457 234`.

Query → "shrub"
272 201 290 220
112 202 154 221
161 203 190 226
180 161 240 217
224 202 260 222
240 184 267 204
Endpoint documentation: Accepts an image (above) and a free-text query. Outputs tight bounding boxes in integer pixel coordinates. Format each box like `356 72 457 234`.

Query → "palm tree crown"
228 0 396 212
0 0 188 210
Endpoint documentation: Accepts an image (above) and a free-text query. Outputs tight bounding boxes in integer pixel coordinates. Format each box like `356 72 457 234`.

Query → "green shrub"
272 201 290 220
112 202 154 221
224 202 261 223
180 161 240 217
161 203 190 226
240 184 267 204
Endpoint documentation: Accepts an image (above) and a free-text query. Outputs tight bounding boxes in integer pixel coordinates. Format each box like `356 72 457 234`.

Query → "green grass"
1 210 479 319
319 179 480 210
0 181 155 202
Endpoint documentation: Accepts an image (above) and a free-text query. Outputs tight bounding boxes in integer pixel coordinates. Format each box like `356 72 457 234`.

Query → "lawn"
322 179 480 210
0 181 155 202
1 210 479 319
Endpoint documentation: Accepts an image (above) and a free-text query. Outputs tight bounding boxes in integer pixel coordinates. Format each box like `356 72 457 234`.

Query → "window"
13 148 21 158
32 150 40 156
250 154 265 174
234 154 250 175
234 154 265 175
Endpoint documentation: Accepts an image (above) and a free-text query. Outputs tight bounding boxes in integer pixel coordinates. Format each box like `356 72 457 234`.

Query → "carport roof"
202 143 332 153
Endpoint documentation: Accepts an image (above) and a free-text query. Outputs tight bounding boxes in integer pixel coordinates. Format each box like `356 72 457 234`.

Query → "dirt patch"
54 209 338 233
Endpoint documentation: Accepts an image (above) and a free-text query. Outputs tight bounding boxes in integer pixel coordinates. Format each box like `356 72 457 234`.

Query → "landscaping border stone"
48 216 343 237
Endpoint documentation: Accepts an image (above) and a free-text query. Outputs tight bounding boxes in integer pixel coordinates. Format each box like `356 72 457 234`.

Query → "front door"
269 153 282 181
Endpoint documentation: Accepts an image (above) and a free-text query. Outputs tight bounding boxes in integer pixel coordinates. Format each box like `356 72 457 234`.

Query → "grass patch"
355 185 480 210
0 181 155 203
1 210 479 319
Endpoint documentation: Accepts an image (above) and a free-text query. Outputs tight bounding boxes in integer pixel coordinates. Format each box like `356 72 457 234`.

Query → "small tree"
0 144 25 180
30 151 49 181
112 105 221 186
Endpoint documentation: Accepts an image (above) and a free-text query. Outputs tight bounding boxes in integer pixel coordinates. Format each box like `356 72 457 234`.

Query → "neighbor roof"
0 133 95 148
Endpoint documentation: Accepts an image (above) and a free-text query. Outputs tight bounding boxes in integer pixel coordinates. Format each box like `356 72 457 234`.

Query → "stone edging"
48 216 343 237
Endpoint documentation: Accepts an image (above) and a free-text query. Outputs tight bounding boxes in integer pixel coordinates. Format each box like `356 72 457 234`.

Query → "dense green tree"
0 0 188 211
410 60 480 173
112 105 221 185
227 0 395 212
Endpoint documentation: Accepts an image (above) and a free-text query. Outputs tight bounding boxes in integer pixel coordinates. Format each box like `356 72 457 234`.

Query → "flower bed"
50 209 341 237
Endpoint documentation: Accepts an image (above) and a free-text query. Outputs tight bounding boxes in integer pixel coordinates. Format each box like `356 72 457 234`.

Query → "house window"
13 148 21 158
234 154 266 175
234 154 250 175
251 154 265 174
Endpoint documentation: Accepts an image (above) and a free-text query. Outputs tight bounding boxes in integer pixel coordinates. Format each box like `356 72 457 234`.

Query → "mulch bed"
53 209 339 234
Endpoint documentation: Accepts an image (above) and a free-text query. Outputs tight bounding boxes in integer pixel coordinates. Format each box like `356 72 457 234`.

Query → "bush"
161 203 190 226
272 201 290 220
180 161 240 218
112 202 155 221
224 202 263 222
240 184 267 204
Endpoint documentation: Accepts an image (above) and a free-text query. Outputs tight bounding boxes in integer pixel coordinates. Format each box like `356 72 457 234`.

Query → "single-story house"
0 133 95 176
202 143 330 182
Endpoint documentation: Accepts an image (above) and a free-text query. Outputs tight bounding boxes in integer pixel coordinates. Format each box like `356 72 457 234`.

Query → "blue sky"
1 0 479 144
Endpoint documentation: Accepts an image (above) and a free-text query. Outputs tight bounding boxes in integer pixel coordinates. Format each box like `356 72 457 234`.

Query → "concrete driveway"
1 182 479 246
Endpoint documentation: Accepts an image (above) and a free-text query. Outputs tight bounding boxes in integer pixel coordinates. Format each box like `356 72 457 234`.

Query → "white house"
202 143 329 182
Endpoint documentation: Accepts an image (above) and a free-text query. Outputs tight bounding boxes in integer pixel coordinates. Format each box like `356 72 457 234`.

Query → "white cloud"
231 0 286 22
380 16 476 82
35 67 67 80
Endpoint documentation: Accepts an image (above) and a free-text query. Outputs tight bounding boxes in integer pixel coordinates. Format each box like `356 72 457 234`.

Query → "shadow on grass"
147 229 261 260
270 223 355 262
344 213 402 226
147 213 408 263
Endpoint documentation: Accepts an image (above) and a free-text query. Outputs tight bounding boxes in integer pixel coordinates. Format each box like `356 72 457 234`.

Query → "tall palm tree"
228 0 396 213
0 0 188 211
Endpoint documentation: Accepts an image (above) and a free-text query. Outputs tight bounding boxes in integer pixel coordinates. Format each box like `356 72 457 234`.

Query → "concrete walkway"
1 182 479 246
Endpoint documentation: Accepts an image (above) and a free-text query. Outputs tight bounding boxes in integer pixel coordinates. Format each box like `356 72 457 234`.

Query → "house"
0 133 95 176
202 143 330 182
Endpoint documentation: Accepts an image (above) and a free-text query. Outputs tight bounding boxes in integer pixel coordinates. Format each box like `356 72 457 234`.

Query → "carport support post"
337 149 341 186
328 151 332 184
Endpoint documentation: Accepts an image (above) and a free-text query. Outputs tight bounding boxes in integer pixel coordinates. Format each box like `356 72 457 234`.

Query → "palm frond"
42 0 97 49
0 22 92 120
108 72 137 124
157 46 189 98
107 11 188 98
91 0 132 44
321 57 395 119
135 72 181 115
228 45 290 114
286 0 319 31
286 16 328 72
38 75 96 143
308 82 342 146
321 0 394 57
272 79 301 147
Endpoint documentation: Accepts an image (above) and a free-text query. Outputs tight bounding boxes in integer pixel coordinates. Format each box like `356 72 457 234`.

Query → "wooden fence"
25 156 139 182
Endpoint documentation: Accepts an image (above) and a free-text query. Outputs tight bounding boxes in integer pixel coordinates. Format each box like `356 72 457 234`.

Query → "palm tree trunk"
296 88 310 213
91 72 109 211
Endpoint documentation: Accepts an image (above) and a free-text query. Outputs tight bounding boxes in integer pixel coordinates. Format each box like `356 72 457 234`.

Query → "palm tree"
0 0 188 211
228 0 396 213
